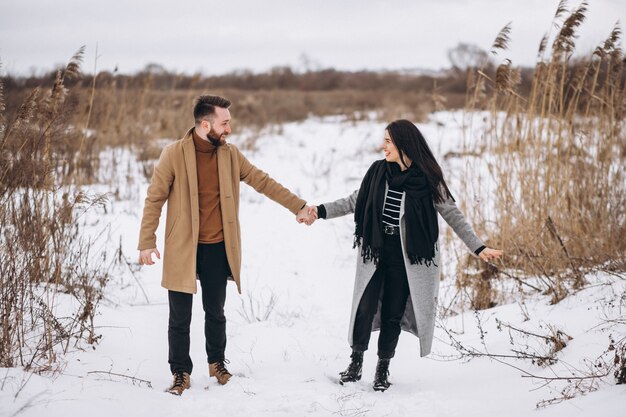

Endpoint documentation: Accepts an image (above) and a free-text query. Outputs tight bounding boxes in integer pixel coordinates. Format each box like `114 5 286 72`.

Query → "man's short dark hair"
194 95 231 124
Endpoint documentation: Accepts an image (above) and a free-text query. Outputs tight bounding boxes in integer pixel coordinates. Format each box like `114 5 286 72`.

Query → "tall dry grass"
0 49 111 371
3 61 493 150
458 1 625 306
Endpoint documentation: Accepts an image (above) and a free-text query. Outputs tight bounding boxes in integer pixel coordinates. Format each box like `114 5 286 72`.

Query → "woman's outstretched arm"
435 194 504 260
314 189 360 220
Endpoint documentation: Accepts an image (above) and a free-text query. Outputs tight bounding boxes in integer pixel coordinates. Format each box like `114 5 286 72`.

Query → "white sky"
0 0 623 75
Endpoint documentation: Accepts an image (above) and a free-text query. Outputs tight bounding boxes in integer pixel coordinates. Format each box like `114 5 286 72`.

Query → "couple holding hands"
137 95 502 395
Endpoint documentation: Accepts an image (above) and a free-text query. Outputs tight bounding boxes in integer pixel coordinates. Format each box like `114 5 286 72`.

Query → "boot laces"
214 359 231 376
348 360 360 373
376 360 390 377
172 371 187 388
347 353 363 373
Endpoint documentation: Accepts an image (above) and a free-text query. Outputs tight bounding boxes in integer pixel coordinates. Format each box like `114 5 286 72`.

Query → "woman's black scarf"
353 160 439 266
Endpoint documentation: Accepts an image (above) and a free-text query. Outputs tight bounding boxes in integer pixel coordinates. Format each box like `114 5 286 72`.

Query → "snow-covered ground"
1 113 624 417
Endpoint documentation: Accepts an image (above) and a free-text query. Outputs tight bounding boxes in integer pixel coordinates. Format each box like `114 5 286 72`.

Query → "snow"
1 114 624 417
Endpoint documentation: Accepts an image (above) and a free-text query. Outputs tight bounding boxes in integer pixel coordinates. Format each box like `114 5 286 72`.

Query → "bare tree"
447 42 490 72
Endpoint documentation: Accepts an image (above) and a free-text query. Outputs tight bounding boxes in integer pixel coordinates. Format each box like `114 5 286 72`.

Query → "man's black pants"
352 234 410 359
168 241 230 374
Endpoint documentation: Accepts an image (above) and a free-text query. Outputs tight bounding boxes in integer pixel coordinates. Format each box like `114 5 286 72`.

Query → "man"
138 95 313 395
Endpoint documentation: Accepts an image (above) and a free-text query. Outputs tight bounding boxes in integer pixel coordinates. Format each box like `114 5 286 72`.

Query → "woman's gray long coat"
323 186 484 357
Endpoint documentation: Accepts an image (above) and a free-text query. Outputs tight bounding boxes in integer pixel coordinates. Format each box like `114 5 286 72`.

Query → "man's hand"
478 247 503 262
296 205 318 226
139 248 161 265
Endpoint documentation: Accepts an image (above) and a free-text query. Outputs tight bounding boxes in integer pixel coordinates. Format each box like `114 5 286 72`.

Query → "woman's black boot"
339 350 363 384
373 358 391 392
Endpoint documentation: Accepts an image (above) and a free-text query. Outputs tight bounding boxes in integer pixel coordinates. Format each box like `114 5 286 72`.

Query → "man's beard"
207 128 226 147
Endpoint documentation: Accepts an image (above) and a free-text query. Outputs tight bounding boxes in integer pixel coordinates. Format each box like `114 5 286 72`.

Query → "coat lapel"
182 128 199 242
217 144 232 197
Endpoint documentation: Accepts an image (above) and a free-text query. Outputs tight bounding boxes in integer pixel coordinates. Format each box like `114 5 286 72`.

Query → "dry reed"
0 49 111 371
458 1 625 307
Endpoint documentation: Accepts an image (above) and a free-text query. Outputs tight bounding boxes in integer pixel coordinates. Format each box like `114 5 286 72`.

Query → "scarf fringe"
408 254 438 268
354 235 381 265
355 234 437 267
352 235 361 250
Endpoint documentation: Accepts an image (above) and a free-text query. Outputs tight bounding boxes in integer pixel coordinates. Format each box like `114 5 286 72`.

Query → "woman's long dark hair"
386 119 453 204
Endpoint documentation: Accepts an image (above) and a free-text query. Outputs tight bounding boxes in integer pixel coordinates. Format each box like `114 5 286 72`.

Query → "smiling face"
382 128 412 170
200 106 232 146
383 129 400 163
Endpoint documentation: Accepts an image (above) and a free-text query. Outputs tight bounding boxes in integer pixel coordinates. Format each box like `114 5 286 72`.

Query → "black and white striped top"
382 187 403 227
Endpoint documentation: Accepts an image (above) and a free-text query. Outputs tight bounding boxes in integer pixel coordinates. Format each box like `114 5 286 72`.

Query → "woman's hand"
307 206 318 225
296 205 318 225
479 247 503 262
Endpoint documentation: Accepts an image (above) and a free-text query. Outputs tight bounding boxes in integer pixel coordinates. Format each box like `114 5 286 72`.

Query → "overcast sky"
1 0 623 76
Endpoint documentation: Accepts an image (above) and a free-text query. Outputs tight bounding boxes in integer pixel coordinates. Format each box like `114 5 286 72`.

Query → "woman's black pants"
351 234 410 359
167 241 230 375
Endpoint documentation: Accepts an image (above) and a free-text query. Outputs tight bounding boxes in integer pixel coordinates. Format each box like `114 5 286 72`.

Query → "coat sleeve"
434 194 485 253
137 145 175 250
321 189 359 219
234 146 306 214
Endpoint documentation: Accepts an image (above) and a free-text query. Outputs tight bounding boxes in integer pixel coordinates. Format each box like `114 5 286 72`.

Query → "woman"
309 120 503 392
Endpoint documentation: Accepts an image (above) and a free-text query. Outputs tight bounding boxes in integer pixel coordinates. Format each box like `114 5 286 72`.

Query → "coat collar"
182 126 233 201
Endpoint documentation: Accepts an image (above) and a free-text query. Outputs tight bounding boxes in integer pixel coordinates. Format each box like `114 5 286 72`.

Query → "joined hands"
296 205 318 225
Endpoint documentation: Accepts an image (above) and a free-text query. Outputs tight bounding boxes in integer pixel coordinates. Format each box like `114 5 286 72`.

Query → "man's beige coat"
138 128 306 294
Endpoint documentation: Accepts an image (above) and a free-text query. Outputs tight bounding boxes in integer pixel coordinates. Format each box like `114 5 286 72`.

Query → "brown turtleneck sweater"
193 129 224 244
